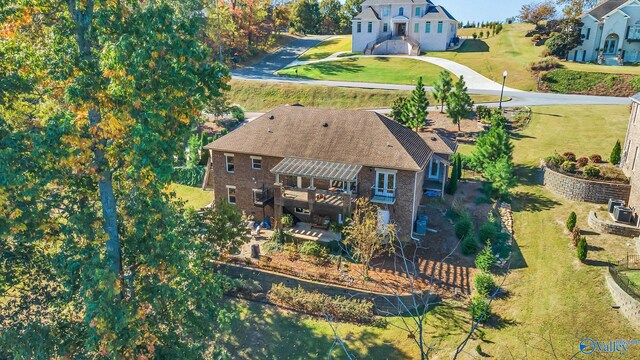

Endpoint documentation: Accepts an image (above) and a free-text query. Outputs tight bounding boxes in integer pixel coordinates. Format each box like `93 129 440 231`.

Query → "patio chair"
311 215 330 230
251 225 261 237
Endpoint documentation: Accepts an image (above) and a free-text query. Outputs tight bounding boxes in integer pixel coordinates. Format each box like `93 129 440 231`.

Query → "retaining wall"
588 211 640 238
542 165 630 204
606 271 640 332
214 261 438 315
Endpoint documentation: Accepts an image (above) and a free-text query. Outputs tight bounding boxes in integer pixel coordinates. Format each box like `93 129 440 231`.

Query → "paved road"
233 35 329 79
231 36 631 107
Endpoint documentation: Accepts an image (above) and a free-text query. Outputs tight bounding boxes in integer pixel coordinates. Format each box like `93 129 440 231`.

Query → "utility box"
415 215 429 236
608 199 626 213
613 206 633 223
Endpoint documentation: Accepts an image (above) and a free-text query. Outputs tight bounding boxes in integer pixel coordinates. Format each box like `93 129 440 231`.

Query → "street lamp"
499 70 508 110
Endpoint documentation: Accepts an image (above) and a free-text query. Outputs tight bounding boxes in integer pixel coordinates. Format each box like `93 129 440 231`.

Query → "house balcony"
370 187 396 205
282 187 355 208
254 188 274 207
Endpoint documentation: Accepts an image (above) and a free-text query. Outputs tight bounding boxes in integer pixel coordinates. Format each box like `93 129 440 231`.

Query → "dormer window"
399 7 404 16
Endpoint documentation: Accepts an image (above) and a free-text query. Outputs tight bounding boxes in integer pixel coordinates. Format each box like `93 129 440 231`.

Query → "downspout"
411 170 420 241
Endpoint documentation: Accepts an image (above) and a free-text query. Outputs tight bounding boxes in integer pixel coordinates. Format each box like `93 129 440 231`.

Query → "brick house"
621 93 640 218
202 106 456 241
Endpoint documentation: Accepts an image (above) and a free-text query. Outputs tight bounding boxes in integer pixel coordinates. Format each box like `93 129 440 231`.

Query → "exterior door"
397 23 406 36
375 171 396 197
428 160 440 180
604 35 619 54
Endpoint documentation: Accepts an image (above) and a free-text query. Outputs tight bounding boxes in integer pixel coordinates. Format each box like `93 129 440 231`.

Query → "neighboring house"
202 106 457 241
351 0 458 55
621 93 640 218
570 0 640 64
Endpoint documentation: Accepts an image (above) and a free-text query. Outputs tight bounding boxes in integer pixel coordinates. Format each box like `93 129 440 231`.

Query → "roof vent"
267 128 272 133
431 136 437 141
323 122 329 128
269 115 274 120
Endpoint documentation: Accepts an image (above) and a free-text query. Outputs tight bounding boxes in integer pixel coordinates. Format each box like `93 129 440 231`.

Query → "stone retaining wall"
588 211 640 238
214 261 438 315
606 271 640 332
542 165 630 204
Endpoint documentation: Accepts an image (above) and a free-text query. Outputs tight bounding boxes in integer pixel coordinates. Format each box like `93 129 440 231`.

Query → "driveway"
232 35 330 79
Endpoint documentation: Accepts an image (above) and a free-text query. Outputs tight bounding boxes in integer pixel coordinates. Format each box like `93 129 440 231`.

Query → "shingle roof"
586 0 627 20
362 0 433 5
204 106 433 171
418 130 457 155
353 6 381 20
424 5 456 21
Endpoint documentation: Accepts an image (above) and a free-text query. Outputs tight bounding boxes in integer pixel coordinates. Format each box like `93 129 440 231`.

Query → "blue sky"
438 0 532 23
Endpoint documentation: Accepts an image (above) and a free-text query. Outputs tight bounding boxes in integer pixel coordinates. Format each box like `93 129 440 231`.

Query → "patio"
285 222 341 243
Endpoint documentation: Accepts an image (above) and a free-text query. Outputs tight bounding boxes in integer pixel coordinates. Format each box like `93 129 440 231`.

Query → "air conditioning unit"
608 199 626 213
613 206 633 223
415 215 429 236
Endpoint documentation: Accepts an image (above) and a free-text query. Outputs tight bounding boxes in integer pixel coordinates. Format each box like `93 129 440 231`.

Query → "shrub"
589 154 602 163
284 243 299 261
270 228 294 244
474 273 496 297
583 165 600 178
478 221 500 244
229 105 245 122
281 214 294 228
262 240 283 254
570 226 581 247
472 32 478 39
220 275 263 295
544 152 565 169
563 152 576 162
455 213 473 240
476 105 492 120
462 234 479 255
475 242 496 273
576 157 588 167
532 34 542 41
577 237 588 262
527 56 560 72
267 284 382 325
566 211 577 232
610 140 622 165
171 166 206 187
299 241 328 261
469 295 492 323
561 161 576 173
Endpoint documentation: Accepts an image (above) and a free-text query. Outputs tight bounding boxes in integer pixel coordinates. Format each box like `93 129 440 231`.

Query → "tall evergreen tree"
432 71 453 113
447 76 474 132
293 0 322 34
471 123 514 171
405 77 430 132
610 139 622 165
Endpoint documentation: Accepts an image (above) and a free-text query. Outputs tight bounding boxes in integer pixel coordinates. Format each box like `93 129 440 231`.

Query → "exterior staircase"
365 35 420 56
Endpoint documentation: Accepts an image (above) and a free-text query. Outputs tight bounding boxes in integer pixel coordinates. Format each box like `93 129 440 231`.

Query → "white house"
571 0 640 64
351 0 458 55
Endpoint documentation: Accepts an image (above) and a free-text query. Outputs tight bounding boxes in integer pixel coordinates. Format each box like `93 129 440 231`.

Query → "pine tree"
391 96 410 125
447 76 475 132
577 237 588 262
432 71 453 113
471 123 514 171
566 211 577 232
405 77 429 132
447 162 459 195
610 139 622 165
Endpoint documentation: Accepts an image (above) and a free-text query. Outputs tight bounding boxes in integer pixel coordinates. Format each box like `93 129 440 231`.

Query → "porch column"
309 177 314 189
441 163 448 199
274 183 283 228
308 187 316 213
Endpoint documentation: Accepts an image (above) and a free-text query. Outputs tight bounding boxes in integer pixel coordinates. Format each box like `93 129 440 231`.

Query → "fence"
609 263 640 302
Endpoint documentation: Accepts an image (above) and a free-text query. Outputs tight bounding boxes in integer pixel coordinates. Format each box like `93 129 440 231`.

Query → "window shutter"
626 26 631 40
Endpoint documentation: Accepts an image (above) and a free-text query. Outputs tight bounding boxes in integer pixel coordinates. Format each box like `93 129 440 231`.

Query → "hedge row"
267 283 383 326
172 166 205 187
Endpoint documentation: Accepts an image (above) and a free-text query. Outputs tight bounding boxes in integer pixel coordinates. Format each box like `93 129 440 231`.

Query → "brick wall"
622 102 640 213
606 271 640 332
215 261 439 315
543 166 631 204
587 211 640 238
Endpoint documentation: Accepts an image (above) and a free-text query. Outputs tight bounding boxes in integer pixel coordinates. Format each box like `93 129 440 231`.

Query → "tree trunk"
440 101 445 113
457 121 461 132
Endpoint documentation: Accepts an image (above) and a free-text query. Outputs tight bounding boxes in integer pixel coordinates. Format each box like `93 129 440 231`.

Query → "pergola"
271 158 362 194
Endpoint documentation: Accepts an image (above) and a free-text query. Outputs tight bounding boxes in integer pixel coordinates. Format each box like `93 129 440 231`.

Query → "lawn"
428 23 543 91
623 270 640 288
298 35 352 61
276 57 454 85
219 104 640 359
169 183 213 209
541 69 640 96
228 80 508 111
565 61 640 75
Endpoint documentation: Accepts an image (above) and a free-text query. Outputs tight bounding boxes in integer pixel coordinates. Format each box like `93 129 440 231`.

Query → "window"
383 23 388 32
227 186 236 204
437 21 443 33
356 22 361 33
425 21 431 33
225 154 234 173
629 26 640 40
429 160 439 179
252 188 263 204
582 50 586 62
399 7 404 16
294 207 310 215
414 23 419 33
586 27 591 40
633 146 639 171
415 7 420 16
251 156 262 170
374 169 396 196
382 7 389 16
367 22 372 33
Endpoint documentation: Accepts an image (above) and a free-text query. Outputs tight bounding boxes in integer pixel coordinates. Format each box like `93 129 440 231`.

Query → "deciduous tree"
520 1 557 25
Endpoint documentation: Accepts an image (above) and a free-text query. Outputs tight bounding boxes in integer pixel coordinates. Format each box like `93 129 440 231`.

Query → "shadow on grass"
222 299 411 359
374 57 390 62
584 259 612 267
455 39 490 53
588 244 605 252
514 164 544 186
282 59 366 79
530 111 562 117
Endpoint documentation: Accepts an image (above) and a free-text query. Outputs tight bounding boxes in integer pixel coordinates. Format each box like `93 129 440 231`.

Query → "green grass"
228 80 508 112
219 104 639 358
277 57 454 85
428 23 543 91
623 270 640 288
565 61 640 75
298 35 352 61
542 69 640 96
169 183 213 209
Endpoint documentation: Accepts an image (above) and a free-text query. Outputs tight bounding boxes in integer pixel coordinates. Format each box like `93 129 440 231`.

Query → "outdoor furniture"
251 225 261 237
311 215 331 230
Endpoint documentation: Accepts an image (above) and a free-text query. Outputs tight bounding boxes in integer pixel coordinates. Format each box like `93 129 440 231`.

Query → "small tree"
610 140 622 165
447 76 475 132
566 211 577 232
462 234 479 255
200 199 250 257
405 77 430 132
479 31 484 38
475 242 496 273
469 295 492 323
545 18 583 59
483 156 517 197
206 92 230 121
471 123 513 172
391 96 410 125
519 1 557 25
446 160 459 195
474 273 496 297
577 237 588 262
432 71 453 113
343 198 396 279
187 133 203 168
